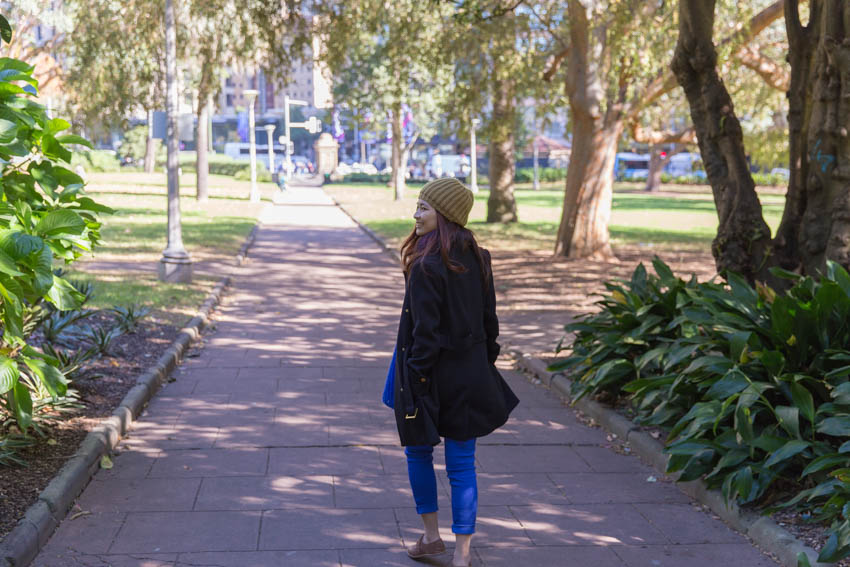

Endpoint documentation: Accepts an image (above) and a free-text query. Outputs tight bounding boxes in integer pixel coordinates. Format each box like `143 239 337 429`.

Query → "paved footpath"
32 186 779 566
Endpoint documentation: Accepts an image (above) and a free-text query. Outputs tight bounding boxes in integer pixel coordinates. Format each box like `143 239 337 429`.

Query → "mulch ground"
0 313 185 540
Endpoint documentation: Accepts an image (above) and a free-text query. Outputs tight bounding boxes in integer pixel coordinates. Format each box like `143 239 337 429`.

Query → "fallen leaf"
646 476 658 483
69 510 91 521
46 438 57 446
100 455 113 470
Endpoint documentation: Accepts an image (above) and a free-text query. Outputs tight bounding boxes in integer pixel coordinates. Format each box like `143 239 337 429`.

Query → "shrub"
0 22 111 433
70 149 121 172
515 167 567 183
550 259 850 563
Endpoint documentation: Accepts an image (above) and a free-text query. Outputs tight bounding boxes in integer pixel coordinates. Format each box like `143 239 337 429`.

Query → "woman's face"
413 199 437 235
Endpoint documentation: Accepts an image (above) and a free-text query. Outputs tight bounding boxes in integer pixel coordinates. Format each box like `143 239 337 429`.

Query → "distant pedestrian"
385 177 519 566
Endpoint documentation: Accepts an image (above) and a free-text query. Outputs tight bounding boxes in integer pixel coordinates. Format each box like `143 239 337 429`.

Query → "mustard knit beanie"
418 177 474 227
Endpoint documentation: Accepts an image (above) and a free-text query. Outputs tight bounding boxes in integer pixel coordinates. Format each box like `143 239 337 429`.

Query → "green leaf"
789 381 816 424
0 247 24 277
776 405 801 439
55 134 92 149
45 118 71 134
0 277 23 343
705 369 750 400
0 117 17 144
802 453 848 477
797 551 812 567
818 416 850 437
0 356 18 395
45 275 84 311
22 356 67 398
728 331 751 363
764 439 810 468
42 133 72 162
12 379 32 431
0 15 12 44
35 209 86 236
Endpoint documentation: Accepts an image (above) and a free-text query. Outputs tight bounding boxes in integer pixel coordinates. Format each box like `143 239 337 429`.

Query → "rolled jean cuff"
416 502 438 515
451 522 475 535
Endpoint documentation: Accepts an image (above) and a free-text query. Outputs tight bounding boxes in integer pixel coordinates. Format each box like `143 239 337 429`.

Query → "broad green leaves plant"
551 257 850 563
0 15 111 433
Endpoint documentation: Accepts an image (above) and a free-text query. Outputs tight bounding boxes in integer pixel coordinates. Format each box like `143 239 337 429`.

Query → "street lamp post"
244 89 259 202
470 117 480 194
264 124 276 179
158 0 191 283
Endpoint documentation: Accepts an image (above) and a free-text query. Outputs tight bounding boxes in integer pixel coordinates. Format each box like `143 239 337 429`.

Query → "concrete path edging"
0 221 261 567
326 186 826 567
513 352 829 567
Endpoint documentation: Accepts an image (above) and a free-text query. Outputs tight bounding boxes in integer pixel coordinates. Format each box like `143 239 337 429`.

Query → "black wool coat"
393 243 519 445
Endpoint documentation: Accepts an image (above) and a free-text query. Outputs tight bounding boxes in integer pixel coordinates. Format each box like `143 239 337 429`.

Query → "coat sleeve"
482 249 500 365
406 258 445 382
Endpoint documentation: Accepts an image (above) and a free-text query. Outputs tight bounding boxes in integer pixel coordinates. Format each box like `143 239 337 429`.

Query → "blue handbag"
382 347 396 408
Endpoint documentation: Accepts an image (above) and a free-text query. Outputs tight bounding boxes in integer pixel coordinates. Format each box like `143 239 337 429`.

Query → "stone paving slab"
31 185 779 566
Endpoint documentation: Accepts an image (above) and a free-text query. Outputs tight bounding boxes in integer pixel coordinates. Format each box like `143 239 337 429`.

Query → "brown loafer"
407 534 446 559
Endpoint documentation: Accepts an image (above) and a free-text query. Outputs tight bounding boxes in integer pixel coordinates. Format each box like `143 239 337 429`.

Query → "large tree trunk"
390 103 405 201
645 146 665 192
775 0 850 275
553 0 617 259
487 74 518 222
772 0 816 272
672 0 774 283
555 110 621 259
196 99 209 202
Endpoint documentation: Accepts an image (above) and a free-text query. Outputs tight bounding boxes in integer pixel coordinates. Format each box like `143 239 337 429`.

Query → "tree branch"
736 45 790 90
543 47 569 82
628 0 791 120
630 124 696 146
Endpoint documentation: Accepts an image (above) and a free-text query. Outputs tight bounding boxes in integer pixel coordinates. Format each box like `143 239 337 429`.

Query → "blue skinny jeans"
405 438 477 534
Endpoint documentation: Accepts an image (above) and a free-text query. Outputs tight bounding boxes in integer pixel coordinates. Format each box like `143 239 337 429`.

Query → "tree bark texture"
644 146 669 192
554 0 618 259
486 8 518 224
391 103 405 201
774 0 850 275
144 136 156 173
487 73 518 223
672 0 774 282
196 99 209 202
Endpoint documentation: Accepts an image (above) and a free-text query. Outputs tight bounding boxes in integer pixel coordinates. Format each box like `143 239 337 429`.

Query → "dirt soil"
0 311 193 540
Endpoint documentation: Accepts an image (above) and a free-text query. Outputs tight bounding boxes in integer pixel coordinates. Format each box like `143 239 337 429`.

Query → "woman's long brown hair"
400 210 490 288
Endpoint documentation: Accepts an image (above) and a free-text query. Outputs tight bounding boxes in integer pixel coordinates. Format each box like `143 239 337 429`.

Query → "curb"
0 220 261 567
513 351 829 567
323 190 828 567
326 190 402 264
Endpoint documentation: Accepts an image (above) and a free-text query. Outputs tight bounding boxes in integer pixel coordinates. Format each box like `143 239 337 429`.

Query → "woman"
390 177 519 566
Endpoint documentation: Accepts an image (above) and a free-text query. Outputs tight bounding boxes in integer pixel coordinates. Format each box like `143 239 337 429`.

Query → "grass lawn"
324 182 786 255
65 171 278 325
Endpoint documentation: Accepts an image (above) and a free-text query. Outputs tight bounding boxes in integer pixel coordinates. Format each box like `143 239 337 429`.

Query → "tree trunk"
555 111 621 259
777 0 850 275
144 137 156 173
196 99 209 202
553 0 617 260
645 146 665 191
144 108 156 173
391 103 405 201
672 0 774 283
487 73 518 223
645 146 678 191
772 0 816 272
